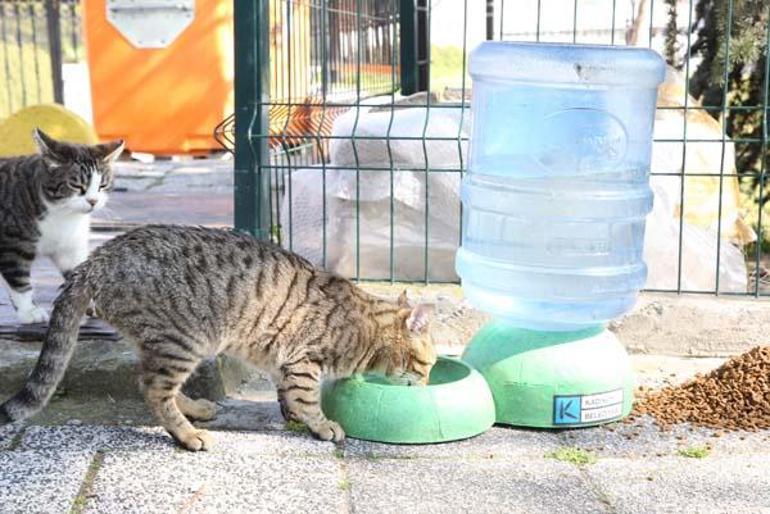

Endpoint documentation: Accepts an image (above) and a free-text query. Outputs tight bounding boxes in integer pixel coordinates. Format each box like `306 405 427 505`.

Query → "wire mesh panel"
234 0 770 297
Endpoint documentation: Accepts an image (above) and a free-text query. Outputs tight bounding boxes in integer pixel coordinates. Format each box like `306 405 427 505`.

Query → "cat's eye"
68 181 86 194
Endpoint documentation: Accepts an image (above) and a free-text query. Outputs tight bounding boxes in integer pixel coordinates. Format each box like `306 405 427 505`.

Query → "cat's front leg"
279 361 345 442
0 258 48 324
7 289 48 324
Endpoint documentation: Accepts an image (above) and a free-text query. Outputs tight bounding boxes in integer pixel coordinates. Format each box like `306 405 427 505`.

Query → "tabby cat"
0 225 437 450
0 129 124 324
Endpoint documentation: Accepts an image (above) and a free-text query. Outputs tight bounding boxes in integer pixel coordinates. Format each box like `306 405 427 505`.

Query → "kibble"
632 346 770 431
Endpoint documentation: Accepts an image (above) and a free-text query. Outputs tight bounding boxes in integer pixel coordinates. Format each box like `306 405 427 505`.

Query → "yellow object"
0 103 98 157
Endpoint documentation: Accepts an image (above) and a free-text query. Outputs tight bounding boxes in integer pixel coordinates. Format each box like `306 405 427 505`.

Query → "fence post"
486 0 494 40
233 0 271 239
399 0 428 95
45 0 64 104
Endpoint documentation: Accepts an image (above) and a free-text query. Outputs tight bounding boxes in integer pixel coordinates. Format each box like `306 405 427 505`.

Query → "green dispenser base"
321 356 495 444
462 320 635 428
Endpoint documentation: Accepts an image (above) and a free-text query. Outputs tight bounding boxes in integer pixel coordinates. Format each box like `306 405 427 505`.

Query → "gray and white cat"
0 129 124 324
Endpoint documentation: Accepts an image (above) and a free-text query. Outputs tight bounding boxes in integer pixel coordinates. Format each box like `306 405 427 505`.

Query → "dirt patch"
632 346 770 431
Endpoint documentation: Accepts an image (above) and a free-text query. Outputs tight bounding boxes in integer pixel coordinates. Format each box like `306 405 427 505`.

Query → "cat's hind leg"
176 392 218 421
279 360 345 442
0 249 48 324
138 341 214 451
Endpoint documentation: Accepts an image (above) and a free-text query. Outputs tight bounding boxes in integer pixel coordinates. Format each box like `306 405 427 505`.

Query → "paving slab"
198 429 336 457
18 423 336 457
21 397 155 427
560 416 770 459
0 450 93 514
19 425 175 452
0 339 138 398
112 159 232 191
0 424 23 450
347 457 608 514
97 190 232 228
341 425 562 460
198 398 285 433
86 451 343 513
586 455 770 514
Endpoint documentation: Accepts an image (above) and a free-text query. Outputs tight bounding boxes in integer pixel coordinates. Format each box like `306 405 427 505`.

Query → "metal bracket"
106 0 195 49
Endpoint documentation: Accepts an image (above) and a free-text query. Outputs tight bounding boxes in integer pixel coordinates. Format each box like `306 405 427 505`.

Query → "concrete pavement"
2 409 769 513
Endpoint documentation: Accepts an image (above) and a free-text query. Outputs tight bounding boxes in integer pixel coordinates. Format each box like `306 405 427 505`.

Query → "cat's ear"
95 139 125 163
397 289 409 308
32 128 66 164
405 303 434 334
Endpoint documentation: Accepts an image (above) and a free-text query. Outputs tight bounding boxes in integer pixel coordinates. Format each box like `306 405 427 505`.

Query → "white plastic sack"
278 103 468 281
279 166 460 282
644 180 748 292
330 104 470 171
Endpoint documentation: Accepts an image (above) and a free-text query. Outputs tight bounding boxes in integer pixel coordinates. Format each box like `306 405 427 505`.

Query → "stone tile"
86 452 343 513
0 423 23 450
99 190 232 228
24 398 154 427
199 398 285 433
0 450 93 514
342 426 562 460
20 425 175 452
586 455 770 514
560 415 770 459
19 424 335 457
347 457 608 514
212 430 336 457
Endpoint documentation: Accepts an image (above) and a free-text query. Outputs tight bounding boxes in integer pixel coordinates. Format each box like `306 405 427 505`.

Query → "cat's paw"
176 429 215 451
311 420 345 442
17 305 49 325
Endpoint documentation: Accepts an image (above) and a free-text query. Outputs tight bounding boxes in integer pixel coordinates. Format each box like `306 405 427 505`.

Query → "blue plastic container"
456 42 666 331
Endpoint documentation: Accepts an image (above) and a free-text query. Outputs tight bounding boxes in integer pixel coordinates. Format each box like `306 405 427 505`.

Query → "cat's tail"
0 266 93 425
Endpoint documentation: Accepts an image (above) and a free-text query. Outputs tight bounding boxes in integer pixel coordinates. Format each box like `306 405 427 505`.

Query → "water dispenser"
459 42 666 427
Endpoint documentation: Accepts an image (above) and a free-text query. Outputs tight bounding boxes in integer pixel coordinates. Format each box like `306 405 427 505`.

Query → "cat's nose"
86 198 98 207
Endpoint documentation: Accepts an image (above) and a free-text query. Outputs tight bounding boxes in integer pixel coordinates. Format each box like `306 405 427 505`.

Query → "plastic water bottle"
456 42 666 331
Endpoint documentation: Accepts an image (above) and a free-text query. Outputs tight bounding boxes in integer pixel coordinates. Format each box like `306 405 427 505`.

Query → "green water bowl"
462 320 635 428
321 356 495 444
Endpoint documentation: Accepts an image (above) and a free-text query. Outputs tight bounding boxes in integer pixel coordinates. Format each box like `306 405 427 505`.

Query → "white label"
107 0 194 49
581 402 623 423
581 390 624 410
553 389 624 425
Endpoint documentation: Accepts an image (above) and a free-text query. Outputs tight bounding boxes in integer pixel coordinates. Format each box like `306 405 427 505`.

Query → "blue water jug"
456 42 666 331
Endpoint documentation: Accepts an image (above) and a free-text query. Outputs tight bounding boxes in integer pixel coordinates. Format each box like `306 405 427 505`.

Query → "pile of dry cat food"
632 346 770 431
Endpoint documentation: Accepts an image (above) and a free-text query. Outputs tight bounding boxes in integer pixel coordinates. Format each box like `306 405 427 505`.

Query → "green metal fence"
233 0 770 297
